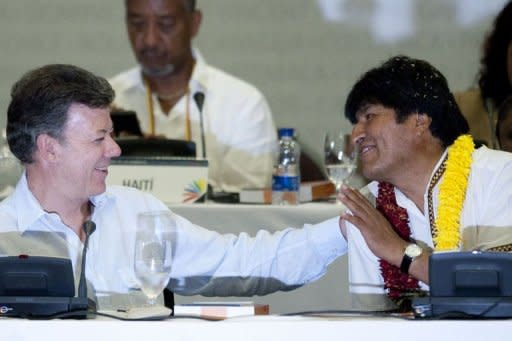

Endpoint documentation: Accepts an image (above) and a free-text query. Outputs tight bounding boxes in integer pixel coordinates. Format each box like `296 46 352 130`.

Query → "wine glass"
134 210 177 306
324 131 358 203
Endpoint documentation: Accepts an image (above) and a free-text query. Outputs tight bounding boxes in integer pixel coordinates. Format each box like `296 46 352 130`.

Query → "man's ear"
35 133 60 162
415 113 432 135
190 9 202 39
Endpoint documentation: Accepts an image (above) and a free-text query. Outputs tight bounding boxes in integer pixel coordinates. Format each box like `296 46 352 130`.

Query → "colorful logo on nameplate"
183 179 207 203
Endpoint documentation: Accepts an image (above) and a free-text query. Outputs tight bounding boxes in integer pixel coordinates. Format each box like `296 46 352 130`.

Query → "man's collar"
89 190 114 210
13 172 115 233
12 172 48 233
189 52 209 91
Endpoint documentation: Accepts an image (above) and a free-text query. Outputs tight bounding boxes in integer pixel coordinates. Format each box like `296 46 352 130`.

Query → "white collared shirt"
346 146 512 309
109 56 277 193
0 174 346 309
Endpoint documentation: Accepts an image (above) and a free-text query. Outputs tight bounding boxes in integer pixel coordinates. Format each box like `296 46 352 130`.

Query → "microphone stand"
77 221 96 299
193 92 206 159
70 220 97 317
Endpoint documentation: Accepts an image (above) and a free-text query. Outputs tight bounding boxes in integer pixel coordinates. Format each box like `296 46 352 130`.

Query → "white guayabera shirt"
346 146 512 310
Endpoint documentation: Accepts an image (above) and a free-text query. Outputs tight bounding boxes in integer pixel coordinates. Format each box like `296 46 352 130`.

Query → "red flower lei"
376 182 420 301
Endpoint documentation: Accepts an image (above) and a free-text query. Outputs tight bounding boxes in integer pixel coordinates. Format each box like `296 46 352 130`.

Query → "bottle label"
272 175 299 191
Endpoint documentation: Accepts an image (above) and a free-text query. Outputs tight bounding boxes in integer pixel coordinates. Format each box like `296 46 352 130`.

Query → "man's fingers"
339 186 373 216
341 211 363 227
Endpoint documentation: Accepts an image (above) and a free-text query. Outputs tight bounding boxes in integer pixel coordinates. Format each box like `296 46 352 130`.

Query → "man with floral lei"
338 55 512 312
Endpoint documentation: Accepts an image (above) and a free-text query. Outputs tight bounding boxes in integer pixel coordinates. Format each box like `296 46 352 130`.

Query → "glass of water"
324 131 358 203
134 210 177 305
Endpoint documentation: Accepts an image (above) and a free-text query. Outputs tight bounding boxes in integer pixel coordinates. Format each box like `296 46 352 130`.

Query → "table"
3 315 512 341
169 202 351 314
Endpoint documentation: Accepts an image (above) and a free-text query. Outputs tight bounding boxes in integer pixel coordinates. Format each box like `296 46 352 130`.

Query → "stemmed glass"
324 131 358 203
134 210 177 306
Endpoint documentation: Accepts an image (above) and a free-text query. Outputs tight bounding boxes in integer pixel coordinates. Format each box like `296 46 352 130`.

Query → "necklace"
144 79 191 140
433 134 474 250
376 134 474 306
427 157 447 245
377 182 421 305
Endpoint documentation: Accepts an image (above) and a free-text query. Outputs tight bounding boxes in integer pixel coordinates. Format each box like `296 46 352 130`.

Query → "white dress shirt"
0 174 346 309
109 57 277 193
346 146 512 310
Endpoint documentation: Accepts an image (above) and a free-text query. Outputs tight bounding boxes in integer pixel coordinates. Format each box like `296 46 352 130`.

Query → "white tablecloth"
169 202 350 314
3 315 512 341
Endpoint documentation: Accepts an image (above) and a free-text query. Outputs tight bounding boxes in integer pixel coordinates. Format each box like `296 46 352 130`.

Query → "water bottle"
272 128 300 205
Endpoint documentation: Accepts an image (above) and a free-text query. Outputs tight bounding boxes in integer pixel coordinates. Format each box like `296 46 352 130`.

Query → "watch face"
405 244 423 257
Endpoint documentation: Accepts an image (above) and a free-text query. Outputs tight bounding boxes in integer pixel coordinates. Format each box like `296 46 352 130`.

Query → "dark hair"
6 64 114 164
186 0 196 11
478 1 512 107
345 55 469 147
496 95 512 146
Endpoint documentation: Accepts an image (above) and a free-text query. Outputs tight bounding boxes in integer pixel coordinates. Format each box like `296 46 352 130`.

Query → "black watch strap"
400 254 413 274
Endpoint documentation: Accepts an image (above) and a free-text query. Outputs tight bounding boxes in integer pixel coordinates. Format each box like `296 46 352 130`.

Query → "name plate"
107 157 208 204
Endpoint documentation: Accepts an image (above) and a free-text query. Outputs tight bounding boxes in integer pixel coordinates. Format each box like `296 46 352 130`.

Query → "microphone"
78 221 96 299
193 91 207 159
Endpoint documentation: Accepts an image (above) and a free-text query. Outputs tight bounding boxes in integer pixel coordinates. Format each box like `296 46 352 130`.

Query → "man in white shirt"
1 63 345 311
338 55 512 311
109 0 277 193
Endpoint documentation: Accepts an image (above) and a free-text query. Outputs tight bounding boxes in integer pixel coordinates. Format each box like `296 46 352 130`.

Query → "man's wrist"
400 243 423 274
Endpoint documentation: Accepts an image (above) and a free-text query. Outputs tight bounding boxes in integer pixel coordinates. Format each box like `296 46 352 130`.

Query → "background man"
339 55 512 311
109 0 277 193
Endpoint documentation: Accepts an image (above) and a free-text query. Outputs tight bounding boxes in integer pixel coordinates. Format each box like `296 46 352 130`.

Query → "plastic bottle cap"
278 128 294 138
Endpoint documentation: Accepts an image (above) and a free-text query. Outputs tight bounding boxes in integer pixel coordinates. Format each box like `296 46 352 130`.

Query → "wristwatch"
400 243 423 274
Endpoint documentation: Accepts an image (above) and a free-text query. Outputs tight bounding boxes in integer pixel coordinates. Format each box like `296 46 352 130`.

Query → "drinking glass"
134 210 177 306
324 131 358 203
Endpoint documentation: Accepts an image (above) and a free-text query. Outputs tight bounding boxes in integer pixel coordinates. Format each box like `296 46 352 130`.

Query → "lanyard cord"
144 78 155 136
144 79 191 140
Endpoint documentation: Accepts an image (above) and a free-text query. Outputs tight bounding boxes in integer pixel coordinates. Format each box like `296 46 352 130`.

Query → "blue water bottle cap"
278 128 294 138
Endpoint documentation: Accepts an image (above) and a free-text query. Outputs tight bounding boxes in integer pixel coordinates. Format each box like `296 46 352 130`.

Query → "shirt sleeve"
461 150 512 250
168 215 347 296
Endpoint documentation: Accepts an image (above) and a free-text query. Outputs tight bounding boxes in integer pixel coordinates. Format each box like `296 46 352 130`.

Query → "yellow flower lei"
434 134 474 250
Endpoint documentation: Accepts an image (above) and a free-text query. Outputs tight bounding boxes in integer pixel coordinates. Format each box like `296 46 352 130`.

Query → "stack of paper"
173 301 269 320
239 181 335 204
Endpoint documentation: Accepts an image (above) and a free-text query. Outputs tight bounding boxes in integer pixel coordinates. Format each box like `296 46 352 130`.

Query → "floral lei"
376 135 474 304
